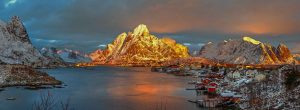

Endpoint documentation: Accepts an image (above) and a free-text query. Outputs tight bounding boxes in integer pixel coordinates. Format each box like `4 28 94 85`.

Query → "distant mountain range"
199 37 298 65
41 47 91 64
84 24 190 66
0 16 298 67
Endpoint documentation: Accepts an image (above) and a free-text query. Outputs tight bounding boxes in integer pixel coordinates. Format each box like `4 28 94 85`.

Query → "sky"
0 0 300 53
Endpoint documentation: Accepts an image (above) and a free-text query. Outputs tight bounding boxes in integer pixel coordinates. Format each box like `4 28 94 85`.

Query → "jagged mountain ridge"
40 47 65 64
0 16 60 67
87 24 190 66
199 37 296 65
41 47 91 63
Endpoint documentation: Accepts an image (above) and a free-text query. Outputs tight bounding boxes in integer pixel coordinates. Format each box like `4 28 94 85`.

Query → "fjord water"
0 66 199 110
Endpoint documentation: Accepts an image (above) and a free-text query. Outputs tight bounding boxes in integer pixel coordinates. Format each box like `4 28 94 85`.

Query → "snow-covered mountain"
199 37 296 65
0 16 60 67
57 48 91 63
41 47 91 63
85 24 190 66
40 47 65 64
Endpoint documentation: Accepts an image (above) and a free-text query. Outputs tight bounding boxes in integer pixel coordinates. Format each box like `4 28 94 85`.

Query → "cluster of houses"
152 64 286 108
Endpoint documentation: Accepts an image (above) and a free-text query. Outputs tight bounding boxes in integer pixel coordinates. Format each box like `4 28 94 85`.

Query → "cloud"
197 43 205 47
1 0 300 52
48 40 58 43
5 0 300 38
129 0 300 35
97 44 107 47
183 43 191 46
5 0 17 8
33 38 62 43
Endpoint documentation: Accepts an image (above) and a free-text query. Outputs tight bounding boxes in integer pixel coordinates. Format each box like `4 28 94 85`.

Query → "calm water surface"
0 66 200 110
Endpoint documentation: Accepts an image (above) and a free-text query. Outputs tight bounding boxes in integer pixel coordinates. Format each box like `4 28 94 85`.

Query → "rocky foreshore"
0 64 61 87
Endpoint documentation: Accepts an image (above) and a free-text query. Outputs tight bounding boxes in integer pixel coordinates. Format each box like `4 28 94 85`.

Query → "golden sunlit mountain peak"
243 36 261 45
133 24 149 36
78 24 190 66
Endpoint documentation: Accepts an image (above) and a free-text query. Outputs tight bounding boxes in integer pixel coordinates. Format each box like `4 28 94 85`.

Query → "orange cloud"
126 0 300 35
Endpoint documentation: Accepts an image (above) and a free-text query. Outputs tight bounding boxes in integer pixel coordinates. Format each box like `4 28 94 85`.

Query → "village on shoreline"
151 61 300 109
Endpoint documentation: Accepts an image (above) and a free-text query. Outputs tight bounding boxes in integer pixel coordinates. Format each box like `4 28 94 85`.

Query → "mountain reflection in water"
0 66 199 110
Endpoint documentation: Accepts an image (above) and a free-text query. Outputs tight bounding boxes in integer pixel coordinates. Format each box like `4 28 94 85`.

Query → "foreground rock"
234 65 300 109
0 65 61 87
0 16 62 68
199 37 297 65
82 24 189 66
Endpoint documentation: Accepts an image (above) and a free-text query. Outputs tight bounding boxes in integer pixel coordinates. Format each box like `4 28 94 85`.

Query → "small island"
0 64 61 87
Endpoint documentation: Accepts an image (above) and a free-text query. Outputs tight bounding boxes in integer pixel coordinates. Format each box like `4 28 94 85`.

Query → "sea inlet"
0 66 200 110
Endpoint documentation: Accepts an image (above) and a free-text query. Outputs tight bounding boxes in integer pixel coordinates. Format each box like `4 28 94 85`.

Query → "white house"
245 70 258 77
227 70 241 79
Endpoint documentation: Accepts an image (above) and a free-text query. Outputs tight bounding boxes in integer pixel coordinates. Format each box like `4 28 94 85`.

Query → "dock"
197 99 222 108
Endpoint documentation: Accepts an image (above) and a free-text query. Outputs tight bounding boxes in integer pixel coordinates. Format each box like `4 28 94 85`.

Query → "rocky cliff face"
199 37 296 65
0 16 56 67
87 24 189 66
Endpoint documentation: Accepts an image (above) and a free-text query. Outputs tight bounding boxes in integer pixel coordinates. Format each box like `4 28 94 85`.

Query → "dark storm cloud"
1 0 300 53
